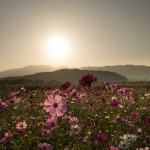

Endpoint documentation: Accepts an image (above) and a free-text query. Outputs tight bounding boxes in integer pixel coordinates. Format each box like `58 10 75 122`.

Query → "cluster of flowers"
0 121 27 144
0 74 150 149
0 87 25 107
118 134 137 149
0 132 13 144
103 82 118 92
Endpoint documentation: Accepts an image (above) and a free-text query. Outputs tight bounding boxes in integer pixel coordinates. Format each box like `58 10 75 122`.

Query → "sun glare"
46 36 69 59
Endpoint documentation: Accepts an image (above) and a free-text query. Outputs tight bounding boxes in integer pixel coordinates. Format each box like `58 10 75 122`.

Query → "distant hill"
0 65 55 78
1 65 150 81
0 69 127 84
81 65 150 81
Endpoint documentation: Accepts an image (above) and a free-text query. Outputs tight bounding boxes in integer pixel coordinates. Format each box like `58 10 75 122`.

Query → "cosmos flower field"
0 74 150 150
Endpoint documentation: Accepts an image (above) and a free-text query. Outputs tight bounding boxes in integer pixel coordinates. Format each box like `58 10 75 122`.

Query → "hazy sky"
0 0 150 71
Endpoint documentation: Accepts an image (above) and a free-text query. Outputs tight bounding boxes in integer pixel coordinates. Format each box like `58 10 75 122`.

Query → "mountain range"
0 65 55 78
0 65 150 81
81 65 150 81
0 69 127 84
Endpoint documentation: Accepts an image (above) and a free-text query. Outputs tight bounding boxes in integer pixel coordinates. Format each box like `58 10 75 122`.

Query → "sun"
46 36 69 59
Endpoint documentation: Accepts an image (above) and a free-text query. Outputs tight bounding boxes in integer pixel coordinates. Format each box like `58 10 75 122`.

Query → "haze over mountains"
0 65 55 78
0 65 150 81
81 65 150 81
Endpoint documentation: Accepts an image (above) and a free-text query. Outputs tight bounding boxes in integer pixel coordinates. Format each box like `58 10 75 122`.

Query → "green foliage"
0 84 150 149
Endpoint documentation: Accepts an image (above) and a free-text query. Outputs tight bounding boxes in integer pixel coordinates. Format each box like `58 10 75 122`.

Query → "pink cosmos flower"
37 142 53 150
60 82 71 92
78 92 87 99
5 131 13 138
41 129 50 137
0 131 13 144
69 117 78 125
1 100 10 108
70 89 78 98
44 93 67 117
137 128 142 134
110 83 117 92
1 95 20 107
125 95 133 102
107 146 120 150
83 135 90 142
113 114 120 122
103 82 110 90
16 121 27 132
10 95 21 104
45 116 57 129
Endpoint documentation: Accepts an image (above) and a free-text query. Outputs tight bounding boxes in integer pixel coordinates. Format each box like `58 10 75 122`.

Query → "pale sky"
0 0 150 71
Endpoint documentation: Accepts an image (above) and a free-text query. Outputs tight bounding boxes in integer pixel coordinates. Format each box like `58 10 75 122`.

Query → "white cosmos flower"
71 124 82 133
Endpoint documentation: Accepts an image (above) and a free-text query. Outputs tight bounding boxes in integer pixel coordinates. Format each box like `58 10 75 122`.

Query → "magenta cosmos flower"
79 74 97 87
44 93 67 117
95 133 107 143
37 142 53 150
0 131 13 144
146 118 150 126
110 100 120 107
60 81 71 92
106 146 120 150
